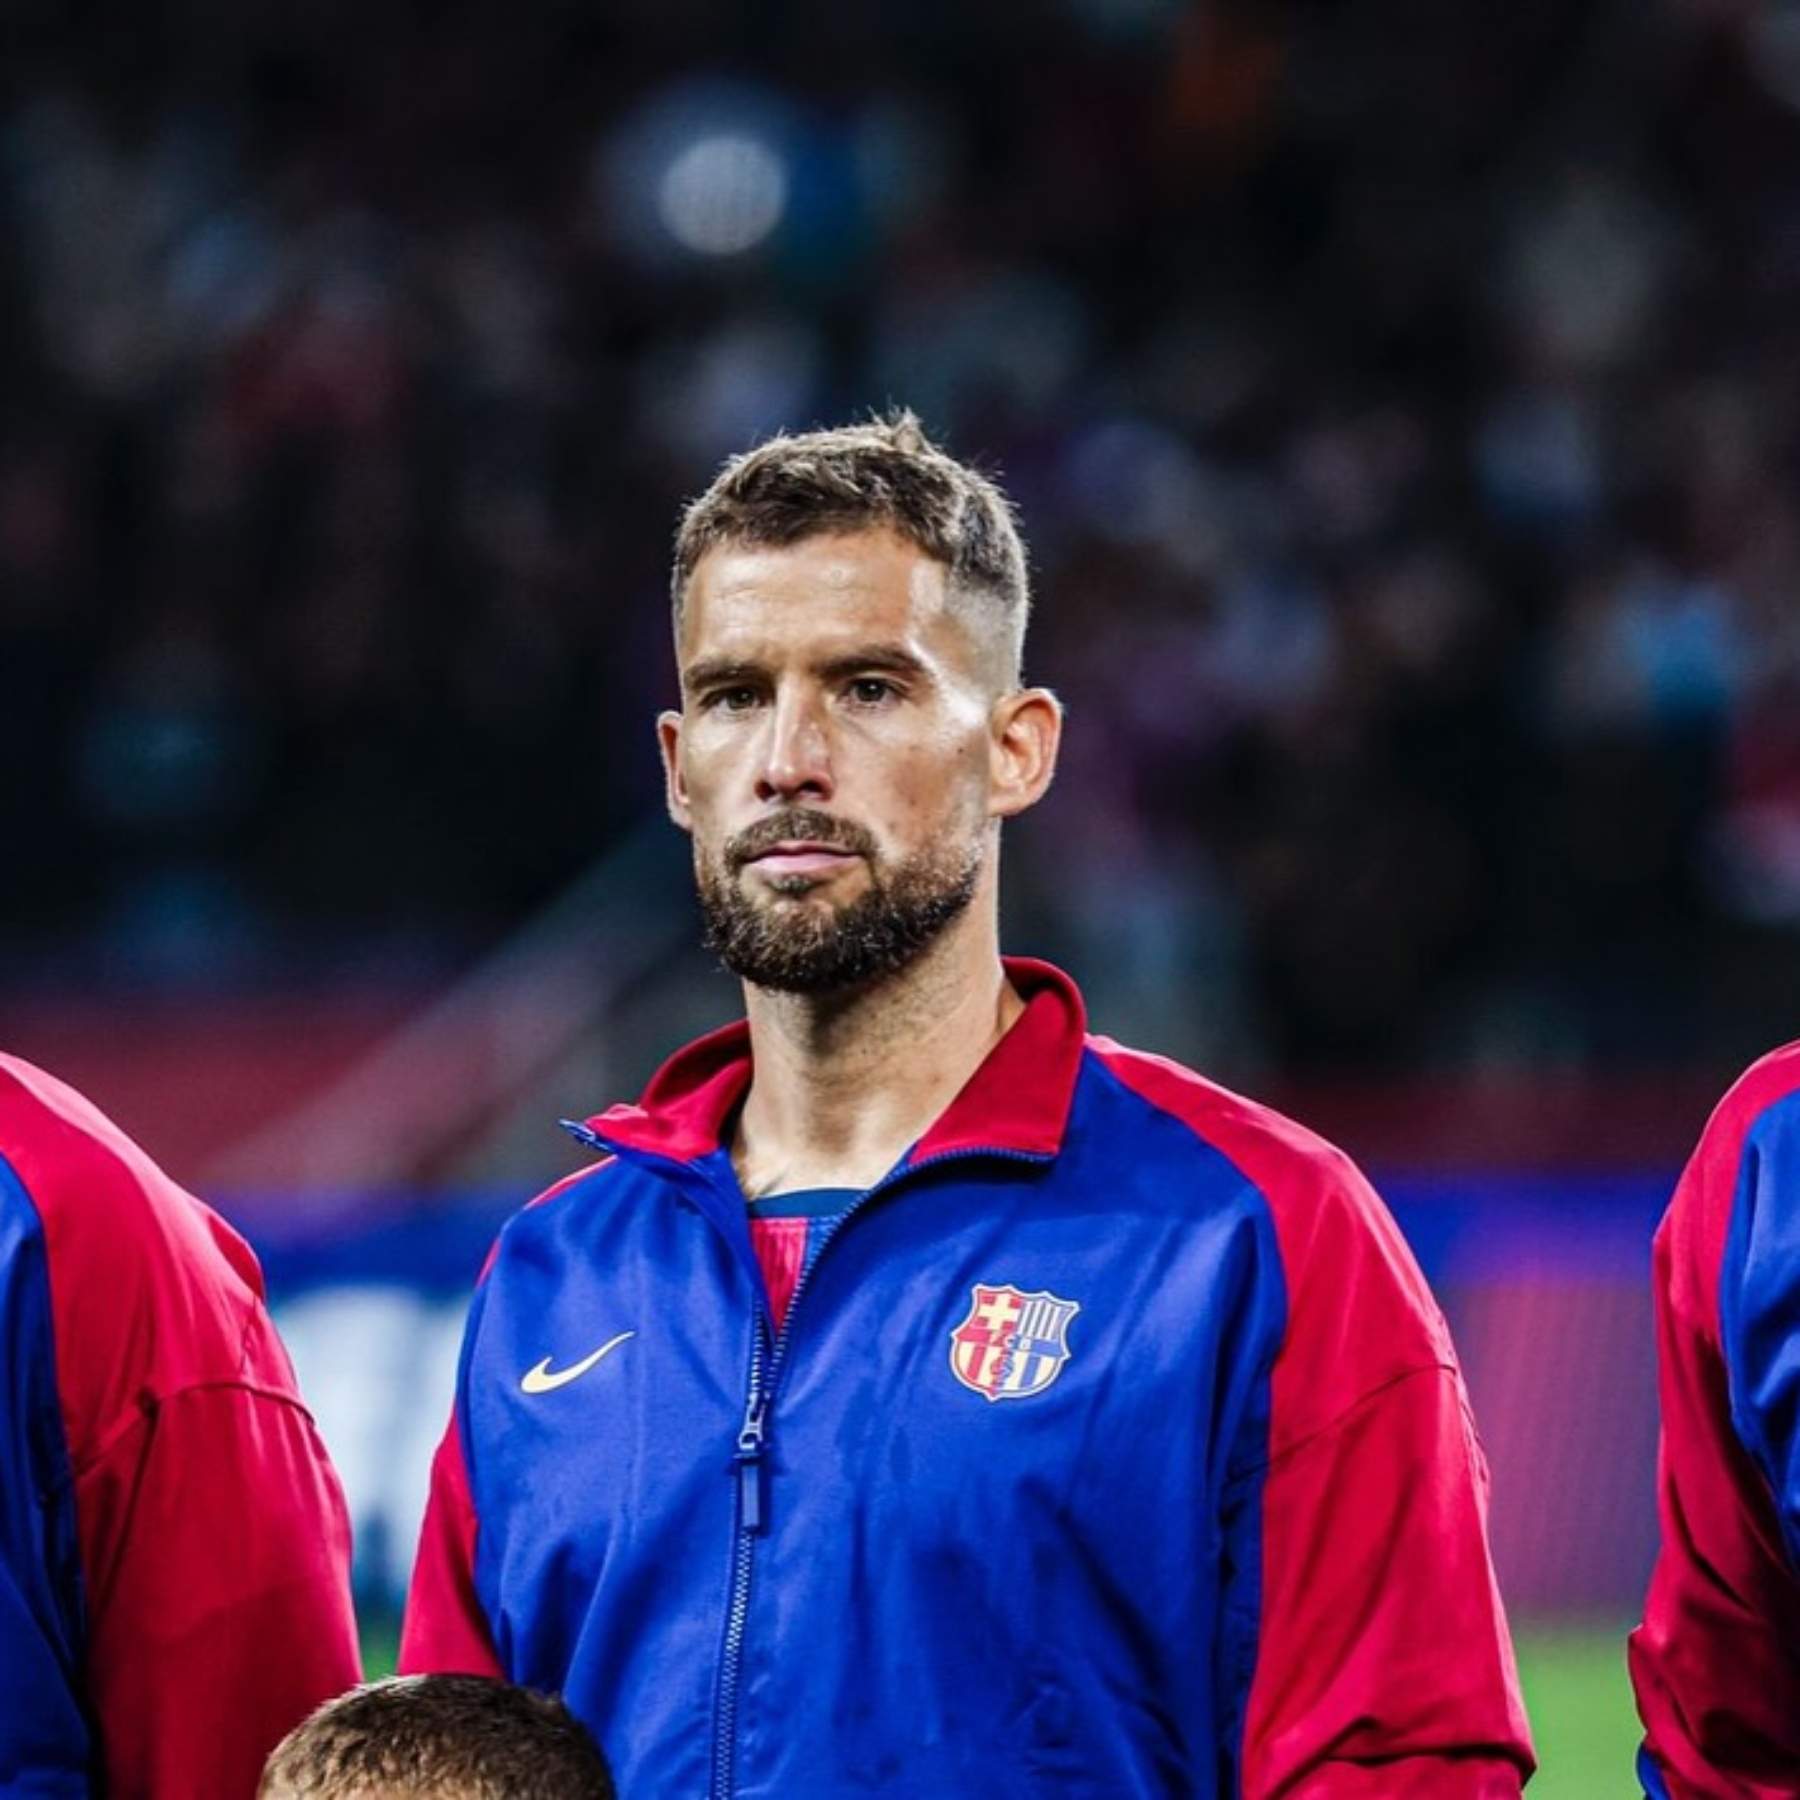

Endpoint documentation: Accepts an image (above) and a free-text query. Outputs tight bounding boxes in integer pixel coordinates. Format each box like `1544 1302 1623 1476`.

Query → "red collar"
583 957 1087 1167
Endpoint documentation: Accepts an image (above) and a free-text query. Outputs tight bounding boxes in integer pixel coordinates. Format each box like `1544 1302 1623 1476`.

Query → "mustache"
727 808 879 870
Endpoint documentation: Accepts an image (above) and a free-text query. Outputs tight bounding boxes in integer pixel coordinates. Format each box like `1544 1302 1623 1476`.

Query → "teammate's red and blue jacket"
402 960 1533 1797
1631 1042 1800 1797
0 1054 361 1797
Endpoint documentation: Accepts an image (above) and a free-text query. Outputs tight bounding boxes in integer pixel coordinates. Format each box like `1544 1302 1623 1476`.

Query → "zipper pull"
734 1394 769 1534
559 1118 610 1153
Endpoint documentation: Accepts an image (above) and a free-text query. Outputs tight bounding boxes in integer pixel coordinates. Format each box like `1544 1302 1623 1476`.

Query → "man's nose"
755 692 834 803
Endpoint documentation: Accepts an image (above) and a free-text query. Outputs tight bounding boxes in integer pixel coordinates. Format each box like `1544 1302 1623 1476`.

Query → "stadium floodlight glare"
657 133 788 257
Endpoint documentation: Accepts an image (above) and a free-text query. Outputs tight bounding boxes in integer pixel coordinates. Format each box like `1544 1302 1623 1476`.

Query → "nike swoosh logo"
520 1330 636 1395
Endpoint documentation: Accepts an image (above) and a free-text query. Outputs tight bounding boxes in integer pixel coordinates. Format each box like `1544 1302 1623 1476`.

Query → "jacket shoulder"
0 1055 279 1455
1087 1036 1454 1446
1085 1036 1372 1219
477 1153 622 1286
0 1054 264 1309
1660 1042 1800 1325
1699 1041 1800 1158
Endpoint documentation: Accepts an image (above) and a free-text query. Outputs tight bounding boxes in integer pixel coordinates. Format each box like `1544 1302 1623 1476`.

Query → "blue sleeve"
1718 1089 1800 1572
0 1155 91 1789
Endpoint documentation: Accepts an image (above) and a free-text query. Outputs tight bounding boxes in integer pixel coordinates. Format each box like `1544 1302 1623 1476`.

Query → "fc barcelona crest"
949 1283 1080 1403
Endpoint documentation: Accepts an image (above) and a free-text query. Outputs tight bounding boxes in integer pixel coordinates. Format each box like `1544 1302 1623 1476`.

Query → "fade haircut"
258 1676 615 1800
672 410 1031 681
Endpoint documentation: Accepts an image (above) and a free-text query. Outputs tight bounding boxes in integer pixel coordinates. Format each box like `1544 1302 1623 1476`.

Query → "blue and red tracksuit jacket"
1632 1043 1800 1797
0 1054 360 1797
402 960 1533 1796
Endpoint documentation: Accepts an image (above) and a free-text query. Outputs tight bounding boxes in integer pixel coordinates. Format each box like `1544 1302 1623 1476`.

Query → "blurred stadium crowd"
6 0 1800 1076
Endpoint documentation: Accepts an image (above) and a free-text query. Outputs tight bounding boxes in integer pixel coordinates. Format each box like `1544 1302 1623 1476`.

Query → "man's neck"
732 918 1023 1198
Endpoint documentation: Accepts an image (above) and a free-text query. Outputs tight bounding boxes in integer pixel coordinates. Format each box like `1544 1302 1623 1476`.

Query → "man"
1630 1044 1800 1795
259 1676 614 1800
0 1053 360 1795
402 413 1533 1795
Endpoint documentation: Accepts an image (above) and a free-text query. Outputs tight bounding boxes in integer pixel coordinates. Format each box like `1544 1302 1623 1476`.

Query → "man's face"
660 528 1007 994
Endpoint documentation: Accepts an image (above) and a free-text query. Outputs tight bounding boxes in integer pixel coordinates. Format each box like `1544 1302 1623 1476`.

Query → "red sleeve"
77 1309 361 1797
1629 1056 1800 1797
1240 1144 1532 1797
1089 1045 1533 1794
1246 1366 1528 1796
0 1055 360 1796
400 1413 504 1677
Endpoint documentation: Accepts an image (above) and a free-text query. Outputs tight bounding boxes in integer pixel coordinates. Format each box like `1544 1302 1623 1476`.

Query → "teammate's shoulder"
1085 1034 1363 1201
0 1053 271 1419
1701 1039 1800 1151
1662 1038 1800 1277
1 1051 147 1166
0 1053 255 1276
1649 1041 1800 1348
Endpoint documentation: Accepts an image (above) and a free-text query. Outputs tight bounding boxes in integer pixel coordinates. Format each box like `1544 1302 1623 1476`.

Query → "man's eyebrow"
814 645 932 681
682 646 933 693
681 657 765 694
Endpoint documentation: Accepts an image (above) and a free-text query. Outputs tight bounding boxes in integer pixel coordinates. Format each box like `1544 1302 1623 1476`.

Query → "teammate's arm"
78 1309 361 1797
1629 1073 1800 1797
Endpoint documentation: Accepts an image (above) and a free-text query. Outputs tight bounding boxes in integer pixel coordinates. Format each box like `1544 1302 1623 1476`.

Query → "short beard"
696 807 982 994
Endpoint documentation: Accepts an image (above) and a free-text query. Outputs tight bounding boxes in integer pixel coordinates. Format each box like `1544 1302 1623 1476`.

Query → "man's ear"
657 710 692 832
988 687 1062 821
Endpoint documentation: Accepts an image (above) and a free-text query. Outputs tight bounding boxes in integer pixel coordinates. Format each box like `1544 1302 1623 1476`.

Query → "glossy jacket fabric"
1632 1043 1800 1797
403 960 1532 1797
0 1055 360 1797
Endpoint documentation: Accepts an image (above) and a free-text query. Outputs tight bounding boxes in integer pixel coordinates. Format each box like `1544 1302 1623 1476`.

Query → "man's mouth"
744 841 862 878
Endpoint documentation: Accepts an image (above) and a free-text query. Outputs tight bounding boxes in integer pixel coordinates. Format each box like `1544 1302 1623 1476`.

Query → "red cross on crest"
948 1283 1080 1402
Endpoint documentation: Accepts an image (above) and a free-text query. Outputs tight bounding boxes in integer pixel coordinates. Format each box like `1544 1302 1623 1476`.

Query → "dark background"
8 0 1800 1081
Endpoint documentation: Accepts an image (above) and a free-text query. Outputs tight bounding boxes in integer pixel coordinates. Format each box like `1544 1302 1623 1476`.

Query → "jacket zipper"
712 1327 768 1800
563 1120 1052 1800
706 1144 1051 1800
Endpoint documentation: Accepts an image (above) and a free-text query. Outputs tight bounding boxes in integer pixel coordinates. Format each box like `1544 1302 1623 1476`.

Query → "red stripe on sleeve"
1093 1041 1532 1795
402 1158 614 1678
401 1413 505 1678
78 1362 362 1796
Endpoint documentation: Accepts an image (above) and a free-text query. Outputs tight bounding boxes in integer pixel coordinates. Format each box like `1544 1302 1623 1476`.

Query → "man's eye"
847 678 896 705
707 687 760 712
